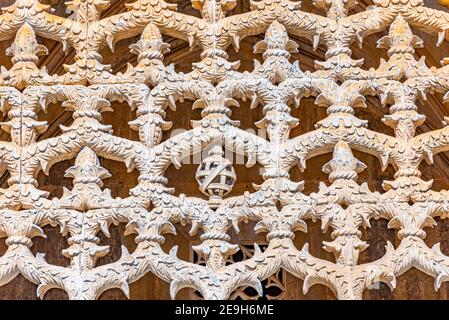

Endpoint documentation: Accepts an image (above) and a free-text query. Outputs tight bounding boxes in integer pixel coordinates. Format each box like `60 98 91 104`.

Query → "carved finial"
254 21 298 59
322 141 366 182
252 20 303 82
2 23 50 89
129 23 170 62
120 24 171 84
377 15 423 56
6 23 48 65
65 147 111 187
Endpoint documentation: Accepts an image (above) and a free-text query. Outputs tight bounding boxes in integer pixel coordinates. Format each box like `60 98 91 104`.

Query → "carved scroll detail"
2 0 449 300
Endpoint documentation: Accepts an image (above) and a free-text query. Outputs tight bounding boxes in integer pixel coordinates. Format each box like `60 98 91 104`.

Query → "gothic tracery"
1 0 449 300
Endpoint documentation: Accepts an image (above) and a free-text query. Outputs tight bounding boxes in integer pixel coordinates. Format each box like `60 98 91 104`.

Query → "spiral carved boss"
4 0 449 300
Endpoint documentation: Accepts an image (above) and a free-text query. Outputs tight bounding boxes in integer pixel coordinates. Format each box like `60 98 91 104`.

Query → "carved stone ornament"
3 0 449 300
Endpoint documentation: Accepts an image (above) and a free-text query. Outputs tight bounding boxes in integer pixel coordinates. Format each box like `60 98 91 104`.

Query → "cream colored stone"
2 0 449 300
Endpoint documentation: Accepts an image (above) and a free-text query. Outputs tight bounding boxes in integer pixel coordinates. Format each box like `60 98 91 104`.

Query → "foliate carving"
2 0 449 300
2 22 52 88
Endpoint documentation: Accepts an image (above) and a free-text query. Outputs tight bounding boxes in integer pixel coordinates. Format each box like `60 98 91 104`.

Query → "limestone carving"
3 0 449 300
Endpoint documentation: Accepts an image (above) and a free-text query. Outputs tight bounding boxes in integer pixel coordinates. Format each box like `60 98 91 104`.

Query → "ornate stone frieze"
2 0 449 300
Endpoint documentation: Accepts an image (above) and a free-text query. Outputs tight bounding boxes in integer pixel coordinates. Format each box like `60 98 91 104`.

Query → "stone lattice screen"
4 0 449 300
